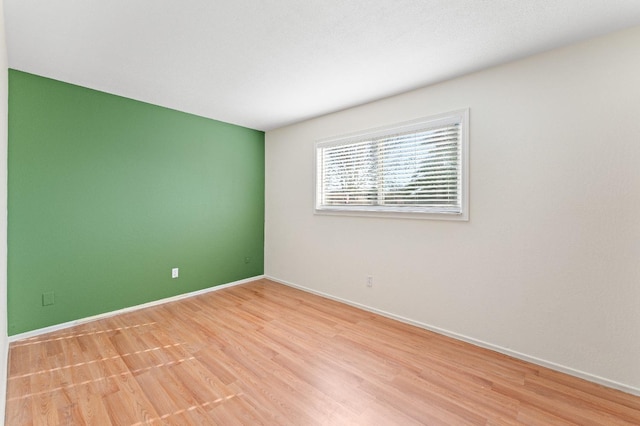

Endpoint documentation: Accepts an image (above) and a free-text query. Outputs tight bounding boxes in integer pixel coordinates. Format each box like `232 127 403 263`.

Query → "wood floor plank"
5 392 33 425
6 278 640 425
73 385 113 426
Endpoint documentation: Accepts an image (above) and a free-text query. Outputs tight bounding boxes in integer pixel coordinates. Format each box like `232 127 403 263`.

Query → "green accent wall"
8 70 265 335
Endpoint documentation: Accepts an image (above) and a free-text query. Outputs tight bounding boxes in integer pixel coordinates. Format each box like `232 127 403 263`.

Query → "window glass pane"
315 110 468 219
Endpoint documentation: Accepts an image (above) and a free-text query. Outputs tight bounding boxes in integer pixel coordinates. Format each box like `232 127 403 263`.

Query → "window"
315 109 469 220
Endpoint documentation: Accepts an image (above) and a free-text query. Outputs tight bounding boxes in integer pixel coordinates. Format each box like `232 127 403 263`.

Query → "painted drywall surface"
0 0 9 419
8 71 264 335
265 26 640 390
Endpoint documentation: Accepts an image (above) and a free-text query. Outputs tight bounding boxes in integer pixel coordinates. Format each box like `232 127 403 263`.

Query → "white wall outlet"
366 276 373 287
172 268 179 278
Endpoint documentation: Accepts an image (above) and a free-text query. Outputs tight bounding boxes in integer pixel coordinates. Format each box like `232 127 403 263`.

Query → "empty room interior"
0 0 640 424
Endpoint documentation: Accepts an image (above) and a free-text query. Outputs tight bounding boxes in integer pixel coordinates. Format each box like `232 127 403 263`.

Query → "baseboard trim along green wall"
8 70 265 335
8 275 265 342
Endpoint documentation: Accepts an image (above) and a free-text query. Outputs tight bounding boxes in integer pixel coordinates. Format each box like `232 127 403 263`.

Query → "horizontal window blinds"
316 111 467 217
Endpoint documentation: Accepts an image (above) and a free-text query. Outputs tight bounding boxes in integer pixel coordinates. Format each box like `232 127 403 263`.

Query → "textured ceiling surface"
5 1 640 130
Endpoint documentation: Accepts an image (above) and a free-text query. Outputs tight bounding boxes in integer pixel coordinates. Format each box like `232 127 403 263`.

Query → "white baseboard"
9 275 265 342
266 275 640 397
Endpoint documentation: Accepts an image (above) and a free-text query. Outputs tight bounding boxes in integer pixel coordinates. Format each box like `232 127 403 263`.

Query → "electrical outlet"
172 268 179 279
366 276 373 288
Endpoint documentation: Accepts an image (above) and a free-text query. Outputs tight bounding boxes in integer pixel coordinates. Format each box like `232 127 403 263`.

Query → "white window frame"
314 109 469 221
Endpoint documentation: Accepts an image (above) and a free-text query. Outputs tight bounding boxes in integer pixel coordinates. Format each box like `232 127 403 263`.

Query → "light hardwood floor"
6 279 640 425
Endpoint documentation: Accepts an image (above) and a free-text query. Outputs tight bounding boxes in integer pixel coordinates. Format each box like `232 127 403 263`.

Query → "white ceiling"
5 1 640 131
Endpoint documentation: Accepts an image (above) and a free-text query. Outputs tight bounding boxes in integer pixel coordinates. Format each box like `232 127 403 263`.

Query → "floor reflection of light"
9 342 186 380
7 354 197 401
11 322 158 346
131 393 245 425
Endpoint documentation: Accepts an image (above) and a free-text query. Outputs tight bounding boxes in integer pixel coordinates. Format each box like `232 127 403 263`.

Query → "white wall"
265 26 640 394
0 0 8 419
